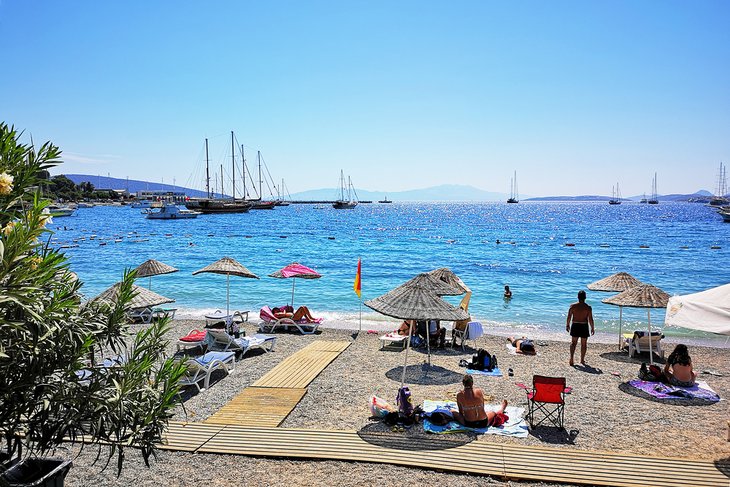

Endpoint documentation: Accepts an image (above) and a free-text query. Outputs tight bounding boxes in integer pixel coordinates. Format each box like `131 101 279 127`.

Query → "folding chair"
517 375 571 430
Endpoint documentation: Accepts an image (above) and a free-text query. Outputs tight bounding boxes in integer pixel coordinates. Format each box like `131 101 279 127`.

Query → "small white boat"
76 202 95 208
146 203 200 220
131 199 154 208
46 205 76 217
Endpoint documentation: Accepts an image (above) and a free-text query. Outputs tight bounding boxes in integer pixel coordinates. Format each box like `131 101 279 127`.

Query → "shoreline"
172 306 730 349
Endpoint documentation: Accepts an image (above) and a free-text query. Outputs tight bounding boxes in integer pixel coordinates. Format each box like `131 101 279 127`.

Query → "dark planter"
0 458 72 487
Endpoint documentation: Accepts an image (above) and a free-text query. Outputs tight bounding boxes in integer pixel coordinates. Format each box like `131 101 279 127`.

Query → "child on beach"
663 344 697 387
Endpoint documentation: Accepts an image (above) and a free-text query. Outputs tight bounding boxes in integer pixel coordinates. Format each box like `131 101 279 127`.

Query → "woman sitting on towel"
507 336 536 354
450 374 508 428
663 344 697 388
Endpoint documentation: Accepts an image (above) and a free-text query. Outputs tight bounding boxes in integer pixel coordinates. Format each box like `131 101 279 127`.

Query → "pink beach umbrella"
268 262 322 308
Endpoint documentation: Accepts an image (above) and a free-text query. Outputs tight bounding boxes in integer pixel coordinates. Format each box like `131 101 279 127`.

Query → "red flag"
354 258 361 298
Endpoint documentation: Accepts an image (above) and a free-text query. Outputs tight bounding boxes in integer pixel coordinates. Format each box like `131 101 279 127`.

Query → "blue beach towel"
466 367 503 377
421 400 528 437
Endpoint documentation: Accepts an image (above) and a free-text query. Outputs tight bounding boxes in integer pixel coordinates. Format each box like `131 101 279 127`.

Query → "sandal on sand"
508 368 514 377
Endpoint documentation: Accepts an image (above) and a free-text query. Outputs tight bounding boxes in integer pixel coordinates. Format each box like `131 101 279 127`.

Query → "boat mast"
258 151 263 201
231 131 235 200
205 138 211 199
514 170 518 200
241 144 247 200
348 176 353 201
220 165 224 199
340 170 345 201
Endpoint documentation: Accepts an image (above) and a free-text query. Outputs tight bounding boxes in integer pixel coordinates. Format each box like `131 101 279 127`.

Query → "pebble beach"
61 318 730 486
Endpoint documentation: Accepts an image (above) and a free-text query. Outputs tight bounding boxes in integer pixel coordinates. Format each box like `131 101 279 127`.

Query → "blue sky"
1 1 728 197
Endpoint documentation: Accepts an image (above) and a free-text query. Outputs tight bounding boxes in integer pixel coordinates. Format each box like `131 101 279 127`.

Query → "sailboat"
648 173 659 204
608 183 622 205
378 195 392 204
507 171 519 203
184 137 253 214
333 170 358 209
709 161 728 207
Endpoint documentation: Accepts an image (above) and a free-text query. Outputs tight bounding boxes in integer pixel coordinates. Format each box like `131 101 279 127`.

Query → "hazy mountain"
528 190 712 202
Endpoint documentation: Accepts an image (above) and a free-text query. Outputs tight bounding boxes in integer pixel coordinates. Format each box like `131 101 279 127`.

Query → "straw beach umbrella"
192 257 259 316
587 272 644 348
268 262 321 308
602 284 670 364
427 267 471 294
365 282 468 387
135 259 178 291
94 283 175 310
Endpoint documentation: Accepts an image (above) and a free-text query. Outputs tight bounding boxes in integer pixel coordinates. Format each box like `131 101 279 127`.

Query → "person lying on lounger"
663 344 697 388
396 320 416 336
449 374 509 428
507 336 536 354
273 305 320 323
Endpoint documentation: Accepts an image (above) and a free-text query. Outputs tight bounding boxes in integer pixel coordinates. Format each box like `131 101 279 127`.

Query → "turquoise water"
55 202 729 342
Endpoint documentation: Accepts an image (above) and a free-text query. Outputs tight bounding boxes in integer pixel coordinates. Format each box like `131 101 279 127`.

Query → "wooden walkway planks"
204 387 307 427
162 422 729 487
252 340 350 389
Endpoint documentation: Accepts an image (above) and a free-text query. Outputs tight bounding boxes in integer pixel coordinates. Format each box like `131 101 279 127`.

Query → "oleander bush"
0 123 186 474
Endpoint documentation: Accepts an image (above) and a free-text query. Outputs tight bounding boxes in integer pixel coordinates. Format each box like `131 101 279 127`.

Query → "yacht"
146 203 200 220
46 205 76 217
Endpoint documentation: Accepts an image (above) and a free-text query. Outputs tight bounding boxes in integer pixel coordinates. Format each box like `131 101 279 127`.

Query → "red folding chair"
517 375 571 430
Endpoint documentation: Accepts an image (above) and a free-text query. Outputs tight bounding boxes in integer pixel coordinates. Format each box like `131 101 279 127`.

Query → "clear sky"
1 1 728 197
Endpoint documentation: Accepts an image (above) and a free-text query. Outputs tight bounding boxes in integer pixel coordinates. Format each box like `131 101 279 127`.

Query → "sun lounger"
258 306 321 334
176 329 207 352
624 330 665 359
128 307 153 324
152 307 177 320
206 328 276 356
451 321 484 350
379 332 408 350
205 309 250 327
178 351 235 392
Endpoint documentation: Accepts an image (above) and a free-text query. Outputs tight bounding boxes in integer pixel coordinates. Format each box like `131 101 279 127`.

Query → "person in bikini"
273 305 320 323
663 344 697 387
566 290 595 366
396 320 415 336
450 374 508 428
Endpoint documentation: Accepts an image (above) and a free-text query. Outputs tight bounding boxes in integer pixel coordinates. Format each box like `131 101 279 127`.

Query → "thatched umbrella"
587 272 644 348
192 257 259 316
268 262 321 308
602 284 670 364
94 283 175 310
427 267 471 294
365 282 468 387
135 259 178 291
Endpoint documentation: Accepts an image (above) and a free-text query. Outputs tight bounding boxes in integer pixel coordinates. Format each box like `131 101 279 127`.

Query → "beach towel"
466 367 503 377
627 379 720 402
505 343 539 356
421 400 528 437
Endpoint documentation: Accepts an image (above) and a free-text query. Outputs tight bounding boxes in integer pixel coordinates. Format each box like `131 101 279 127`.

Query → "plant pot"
0 458 72 487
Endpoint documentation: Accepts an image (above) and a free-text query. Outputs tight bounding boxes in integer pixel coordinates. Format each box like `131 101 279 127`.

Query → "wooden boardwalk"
204 340 350 427
252 340 350 389
161 422 729 487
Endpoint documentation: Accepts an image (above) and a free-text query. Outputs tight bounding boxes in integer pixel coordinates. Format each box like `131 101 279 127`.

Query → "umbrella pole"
426 321 431 366
358 299 362 335
291 279 296 308
226 273 230 316
618 307 623 350
648 309 653 365
401 321 413 388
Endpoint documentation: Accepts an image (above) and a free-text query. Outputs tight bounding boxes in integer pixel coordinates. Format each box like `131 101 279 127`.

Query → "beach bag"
639 362 663 382
369 395 393 418
410 335 424 348
472 349 496 371
396 386 414 418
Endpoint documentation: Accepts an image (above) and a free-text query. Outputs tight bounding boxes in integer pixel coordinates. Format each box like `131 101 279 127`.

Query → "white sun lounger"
178 351 235 392
206 328 276 356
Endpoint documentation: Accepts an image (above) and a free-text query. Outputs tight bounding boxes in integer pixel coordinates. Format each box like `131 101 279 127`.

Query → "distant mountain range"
63 174 714 202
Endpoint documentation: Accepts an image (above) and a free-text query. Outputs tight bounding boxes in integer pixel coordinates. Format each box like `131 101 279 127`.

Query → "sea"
53 202 730 346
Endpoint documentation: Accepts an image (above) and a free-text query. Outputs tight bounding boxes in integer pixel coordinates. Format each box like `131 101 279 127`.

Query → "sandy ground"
62 319 730 486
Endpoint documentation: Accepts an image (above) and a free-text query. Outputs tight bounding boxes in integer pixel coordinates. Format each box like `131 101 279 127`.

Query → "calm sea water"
54 202 729 343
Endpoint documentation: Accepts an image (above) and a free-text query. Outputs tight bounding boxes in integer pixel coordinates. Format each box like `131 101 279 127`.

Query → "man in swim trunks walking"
566 290 594 366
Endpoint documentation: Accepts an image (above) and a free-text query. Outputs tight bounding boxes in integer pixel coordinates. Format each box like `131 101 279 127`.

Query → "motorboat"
131 199 153 208
146 203 200 220
46 205 76 217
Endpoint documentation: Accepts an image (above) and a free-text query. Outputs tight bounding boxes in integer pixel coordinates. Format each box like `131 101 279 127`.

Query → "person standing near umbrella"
566 290 595 366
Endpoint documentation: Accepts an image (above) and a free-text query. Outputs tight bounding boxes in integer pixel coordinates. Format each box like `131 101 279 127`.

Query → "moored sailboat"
648 173 659 204
333 170 358 209
608 183 622 205
507 171 519 203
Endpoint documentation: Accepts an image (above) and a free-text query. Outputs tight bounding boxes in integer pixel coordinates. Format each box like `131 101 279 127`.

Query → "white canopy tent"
665 283 730 336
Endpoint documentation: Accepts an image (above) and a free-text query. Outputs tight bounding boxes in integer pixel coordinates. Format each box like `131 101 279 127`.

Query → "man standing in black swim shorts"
566 290 595 366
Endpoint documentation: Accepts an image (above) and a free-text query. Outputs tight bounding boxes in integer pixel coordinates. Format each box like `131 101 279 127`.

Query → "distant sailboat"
333 170 358 209
507 171 519 204
608 183 622 205
378 195 392 204
709 161 728 207
648 173 659 204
